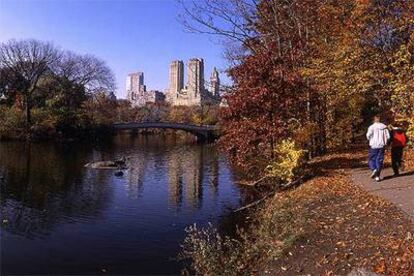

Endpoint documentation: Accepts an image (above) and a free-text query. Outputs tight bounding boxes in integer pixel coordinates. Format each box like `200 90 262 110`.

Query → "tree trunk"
25 95 31 140
269 137 275 159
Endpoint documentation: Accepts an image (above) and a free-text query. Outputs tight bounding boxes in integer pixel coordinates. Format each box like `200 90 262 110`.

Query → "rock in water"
114 171 124 177
85 160 128 170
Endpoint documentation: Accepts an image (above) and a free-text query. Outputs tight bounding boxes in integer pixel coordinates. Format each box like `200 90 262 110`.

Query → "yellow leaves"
191 113 203 125
402 117 414 143
265 139 306 183
388 32 414 118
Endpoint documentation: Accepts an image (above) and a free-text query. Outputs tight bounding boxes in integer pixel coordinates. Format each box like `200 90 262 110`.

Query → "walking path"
351 167 414 220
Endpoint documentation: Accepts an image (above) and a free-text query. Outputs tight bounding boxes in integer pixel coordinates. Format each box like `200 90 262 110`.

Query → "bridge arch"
112 122 218 142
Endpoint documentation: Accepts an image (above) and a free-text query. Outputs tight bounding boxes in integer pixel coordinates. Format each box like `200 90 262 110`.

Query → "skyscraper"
126 72 145 101
167 58 221 106
169 60 184 95
187 58 204 99
126 71 164 107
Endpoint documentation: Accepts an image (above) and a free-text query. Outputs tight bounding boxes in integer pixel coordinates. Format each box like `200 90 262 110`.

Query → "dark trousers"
391 147 404 175
368 147 385 175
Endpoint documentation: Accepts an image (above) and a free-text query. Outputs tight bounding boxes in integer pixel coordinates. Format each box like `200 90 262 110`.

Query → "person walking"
389 126 408 176
366 115 390 182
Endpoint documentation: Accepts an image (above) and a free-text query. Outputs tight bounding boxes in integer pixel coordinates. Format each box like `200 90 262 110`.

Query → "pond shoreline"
0 127 211 144
181 148 414 275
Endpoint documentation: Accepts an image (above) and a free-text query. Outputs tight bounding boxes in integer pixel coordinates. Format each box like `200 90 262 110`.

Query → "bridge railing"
112 121 218 131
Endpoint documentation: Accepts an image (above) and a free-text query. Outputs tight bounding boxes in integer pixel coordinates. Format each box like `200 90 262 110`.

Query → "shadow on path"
382 171 414 180
351 167 414 220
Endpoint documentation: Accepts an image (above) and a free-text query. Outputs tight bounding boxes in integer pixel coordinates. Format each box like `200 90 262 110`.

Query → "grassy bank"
181 148 414 275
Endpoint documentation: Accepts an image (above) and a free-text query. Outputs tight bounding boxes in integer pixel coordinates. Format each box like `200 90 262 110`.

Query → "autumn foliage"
181 148 414 275
219 48 308 174
217 0 414 175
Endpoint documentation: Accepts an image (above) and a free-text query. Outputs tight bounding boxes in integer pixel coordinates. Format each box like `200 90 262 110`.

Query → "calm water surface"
0 135 245 275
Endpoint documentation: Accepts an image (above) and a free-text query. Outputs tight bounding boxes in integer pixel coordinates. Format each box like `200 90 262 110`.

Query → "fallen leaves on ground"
263 148 414 275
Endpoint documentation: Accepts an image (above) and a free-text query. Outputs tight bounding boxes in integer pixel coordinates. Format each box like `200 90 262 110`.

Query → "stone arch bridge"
113 122 219 142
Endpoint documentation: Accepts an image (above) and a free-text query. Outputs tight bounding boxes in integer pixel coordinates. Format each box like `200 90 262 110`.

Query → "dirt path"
351 166 414 220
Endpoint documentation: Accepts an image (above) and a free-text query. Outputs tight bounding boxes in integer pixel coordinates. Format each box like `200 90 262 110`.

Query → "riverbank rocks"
84 158 128 170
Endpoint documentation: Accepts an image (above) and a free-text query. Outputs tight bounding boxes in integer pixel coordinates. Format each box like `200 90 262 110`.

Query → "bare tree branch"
178 0 259 53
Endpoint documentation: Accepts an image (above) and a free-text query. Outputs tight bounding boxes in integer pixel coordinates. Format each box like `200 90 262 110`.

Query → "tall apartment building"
167 58 220 106
126 72 145 102
169 60 184 95
126 72 164 107
187 58 204 99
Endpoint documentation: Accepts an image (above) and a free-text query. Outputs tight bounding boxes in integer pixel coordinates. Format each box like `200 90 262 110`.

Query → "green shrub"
180 223 247 276
32 108 56 127
0 106 25 139
180 197 305 275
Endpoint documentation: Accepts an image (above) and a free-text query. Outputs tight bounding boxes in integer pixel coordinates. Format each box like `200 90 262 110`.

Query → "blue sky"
0 0 230 98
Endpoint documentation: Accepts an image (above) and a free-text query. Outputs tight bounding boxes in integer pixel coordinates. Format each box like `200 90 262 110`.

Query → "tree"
48 51 116 131
0 39 117 139
180 0 355 172
82 91 118 126
302 0 414 147
0 39 60 134
54 51 115 95
390 30 414 118
219 46 308 174
0 67 20 106
179 0 258 54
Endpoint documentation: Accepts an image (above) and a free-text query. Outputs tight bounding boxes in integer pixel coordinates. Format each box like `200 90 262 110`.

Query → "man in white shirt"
366 115 390 182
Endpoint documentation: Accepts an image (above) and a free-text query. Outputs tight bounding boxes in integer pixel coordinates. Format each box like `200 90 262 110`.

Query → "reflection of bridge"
113 122 219 142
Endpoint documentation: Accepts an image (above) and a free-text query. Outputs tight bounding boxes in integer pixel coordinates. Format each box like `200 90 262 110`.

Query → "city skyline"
0 0 230 99
126 57 221 106
166 58 221 106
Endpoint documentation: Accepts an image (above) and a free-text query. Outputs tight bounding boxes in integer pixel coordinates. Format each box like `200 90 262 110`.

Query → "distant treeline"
0 39 220 141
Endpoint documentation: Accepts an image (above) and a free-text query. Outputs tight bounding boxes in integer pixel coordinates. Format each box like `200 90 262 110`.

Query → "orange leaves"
265 148 414 275
219 0 414 176
373 259 386 274
219 47 310 173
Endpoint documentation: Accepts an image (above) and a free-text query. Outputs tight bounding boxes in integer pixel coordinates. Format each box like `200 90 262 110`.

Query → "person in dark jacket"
389 126 408 176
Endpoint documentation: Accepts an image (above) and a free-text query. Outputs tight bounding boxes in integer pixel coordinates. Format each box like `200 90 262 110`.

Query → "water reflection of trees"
166 144 219 210
0 142 113 239
0 136 227 238
110 134 222 209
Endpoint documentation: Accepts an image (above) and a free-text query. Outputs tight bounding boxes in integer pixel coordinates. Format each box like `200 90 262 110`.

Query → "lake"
0 134 246 275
